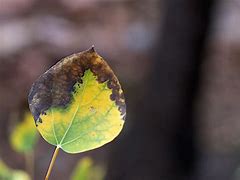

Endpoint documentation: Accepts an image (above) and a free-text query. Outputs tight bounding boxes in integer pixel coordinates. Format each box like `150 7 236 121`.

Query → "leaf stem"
45 147 60 180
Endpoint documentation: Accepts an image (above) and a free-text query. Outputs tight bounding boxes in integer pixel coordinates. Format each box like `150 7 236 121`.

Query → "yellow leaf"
28 47 126 153
71 157 105 180
0 159 30 180
10 112 38 153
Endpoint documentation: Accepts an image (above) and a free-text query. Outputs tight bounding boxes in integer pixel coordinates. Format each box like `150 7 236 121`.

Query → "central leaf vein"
58 71 90 146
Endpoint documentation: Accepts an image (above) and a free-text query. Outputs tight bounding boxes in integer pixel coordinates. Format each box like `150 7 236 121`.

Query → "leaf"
71 157 92 180
10 112 38 153
11 171 31 180
28 47 126 153
0 159 30 180
71 157 105 180
0 160 10 179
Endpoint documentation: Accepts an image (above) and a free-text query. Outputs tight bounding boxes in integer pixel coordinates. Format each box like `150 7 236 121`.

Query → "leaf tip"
87 45 96 53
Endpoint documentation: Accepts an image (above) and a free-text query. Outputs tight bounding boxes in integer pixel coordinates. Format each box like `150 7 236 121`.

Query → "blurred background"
1 0 240 179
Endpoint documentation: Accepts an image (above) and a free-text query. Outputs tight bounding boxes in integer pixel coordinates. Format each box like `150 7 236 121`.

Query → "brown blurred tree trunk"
106 0 215 180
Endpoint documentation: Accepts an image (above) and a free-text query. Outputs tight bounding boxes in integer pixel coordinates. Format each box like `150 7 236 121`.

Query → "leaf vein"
51 108 58 144
61 103 115 146
59 71 90 145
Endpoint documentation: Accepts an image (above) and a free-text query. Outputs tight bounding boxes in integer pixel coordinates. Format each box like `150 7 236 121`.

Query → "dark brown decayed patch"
28 47 126 124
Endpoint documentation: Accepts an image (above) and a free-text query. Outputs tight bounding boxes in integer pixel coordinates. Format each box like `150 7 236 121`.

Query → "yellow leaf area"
37 69 124 153
10 112 38 153
71 157 105 180
0 159 30 180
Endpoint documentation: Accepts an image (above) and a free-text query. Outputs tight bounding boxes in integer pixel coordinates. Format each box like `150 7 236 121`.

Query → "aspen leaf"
28 47 126 153
10 112 38 153
0 160 30 180
71 157 105 180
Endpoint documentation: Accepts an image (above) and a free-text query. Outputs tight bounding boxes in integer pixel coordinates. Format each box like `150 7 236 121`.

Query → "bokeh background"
1 0 240 180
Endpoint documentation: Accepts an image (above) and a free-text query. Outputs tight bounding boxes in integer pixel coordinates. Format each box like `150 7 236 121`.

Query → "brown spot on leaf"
28 47 126 124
